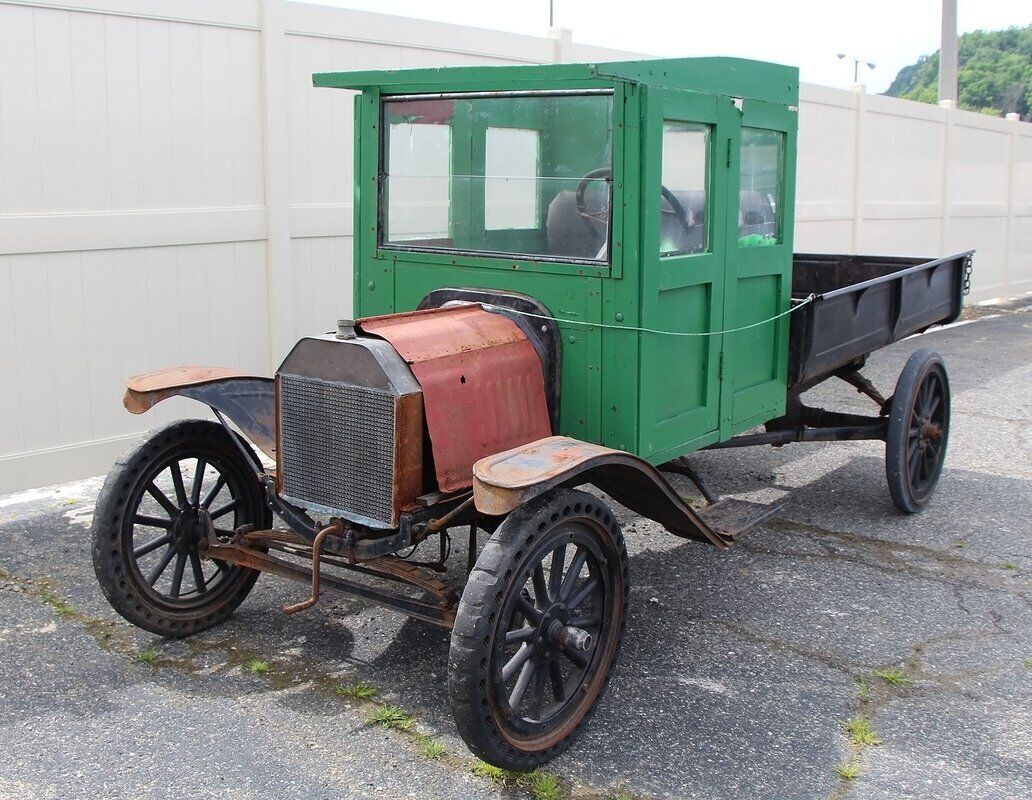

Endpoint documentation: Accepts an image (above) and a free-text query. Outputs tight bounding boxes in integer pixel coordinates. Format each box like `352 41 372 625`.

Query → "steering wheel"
575 167 692 236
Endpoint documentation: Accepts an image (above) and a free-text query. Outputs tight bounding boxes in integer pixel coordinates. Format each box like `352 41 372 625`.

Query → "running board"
696 499 781 543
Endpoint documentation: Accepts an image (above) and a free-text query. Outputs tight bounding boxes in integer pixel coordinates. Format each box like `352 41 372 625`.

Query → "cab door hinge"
718 350 726 381
726 138 732 168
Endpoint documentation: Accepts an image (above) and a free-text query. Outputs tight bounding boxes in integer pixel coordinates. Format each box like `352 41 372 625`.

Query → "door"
638 88 735 463
720 99 797 436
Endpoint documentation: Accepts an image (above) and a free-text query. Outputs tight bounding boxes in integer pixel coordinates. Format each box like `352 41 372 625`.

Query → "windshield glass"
380 91 614 264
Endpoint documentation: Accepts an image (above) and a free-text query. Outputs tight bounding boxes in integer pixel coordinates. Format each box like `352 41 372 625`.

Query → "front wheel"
448 489 629 770
91 419 269 637
885 349 951 513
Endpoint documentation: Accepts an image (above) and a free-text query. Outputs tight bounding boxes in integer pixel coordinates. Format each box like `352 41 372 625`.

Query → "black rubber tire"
448 489 629 770
91 419 269 637
885 349 951 514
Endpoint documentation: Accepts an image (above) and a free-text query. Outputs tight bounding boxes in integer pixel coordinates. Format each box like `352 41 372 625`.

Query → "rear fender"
124 366 276 461
472 436 732 548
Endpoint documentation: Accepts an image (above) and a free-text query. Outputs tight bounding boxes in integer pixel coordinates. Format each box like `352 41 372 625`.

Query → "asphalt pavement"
0 304 1029 800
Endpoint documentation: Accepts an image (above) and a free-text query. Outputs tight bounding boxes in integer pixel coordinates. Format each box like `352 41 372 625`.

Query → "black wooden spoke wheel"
448 489 628 770
886 349 951 513
91 419 269 637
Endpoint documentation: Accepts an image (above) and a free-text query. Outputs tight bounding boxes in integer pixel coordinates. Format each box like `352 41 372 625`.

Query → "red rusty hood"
359 305 552 493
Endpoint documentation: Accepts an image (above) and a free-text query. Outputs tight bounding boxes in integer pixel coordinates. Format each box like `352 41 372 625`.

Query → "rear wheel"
885 349 950 513
448 489 628 770
91 419 269 637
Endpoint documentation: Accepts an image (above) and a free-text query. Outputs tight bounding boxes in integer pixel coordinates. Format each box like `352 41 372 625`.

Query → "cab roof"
313 56 799 106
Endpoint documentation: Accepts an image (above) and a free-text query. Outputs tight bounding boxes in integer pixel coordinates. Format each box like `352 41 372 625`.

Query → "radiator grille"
279 373 396 526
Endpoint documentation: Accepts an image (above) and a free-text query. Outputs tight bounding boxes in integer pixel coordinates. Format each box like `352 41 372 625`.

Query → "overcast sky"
311 0 1029 92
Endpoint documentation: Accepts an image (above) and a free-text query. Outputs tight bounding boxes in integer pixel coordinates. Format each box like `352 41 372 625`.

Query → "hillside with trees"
884 25 1031 119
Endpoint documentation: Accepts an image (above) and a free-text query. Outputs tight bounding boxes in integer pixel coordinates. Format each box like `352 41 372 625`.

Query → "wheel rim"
904 367 948 501
125 451 256 609
491 521 615 742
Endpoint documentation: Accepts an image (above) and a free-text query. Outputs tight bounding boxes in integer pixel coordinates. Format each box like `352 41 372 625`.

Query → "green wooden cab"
314 57 800 465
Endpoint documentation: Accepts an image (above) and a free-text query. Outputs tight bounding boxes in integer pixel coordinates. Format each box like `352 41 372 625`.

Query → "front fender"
472 436 733 548
124 366 276 461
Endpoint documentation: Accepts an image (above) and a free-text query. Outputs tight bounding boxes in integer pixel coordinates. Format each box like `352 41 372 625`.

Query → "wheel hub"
172 506 203 554
535 604 569 659
535 603 592 658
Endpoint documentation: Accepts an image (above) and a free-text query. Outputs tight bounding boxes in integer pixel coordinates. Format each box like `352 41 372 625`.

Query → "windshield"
380 91 614 264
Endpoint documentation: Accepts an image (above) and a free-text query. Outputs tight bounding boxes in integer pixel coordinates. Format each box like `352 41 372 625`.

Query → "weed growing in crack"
857 674 872 701
337 681 377 701
471 761 524 788
137 648 159 665
244 658 271 675
526 771 564 800
836 760 861 780
39 588 76 618
872 666 913 686
469 763 563 798
414 732 447 760
844 715 882 747
368 703 415 731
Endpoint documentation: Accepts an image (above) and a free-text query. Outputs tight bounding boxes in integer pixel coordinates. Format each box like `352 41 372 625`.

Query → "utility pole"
549 0 554 27
939 0 958 103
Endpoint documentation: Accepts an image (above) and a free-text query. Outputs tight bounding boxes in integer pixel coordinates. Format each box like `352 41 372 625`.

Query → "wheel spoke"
169 553 187 598
568 614 600 628
190 458 207 506
508 659 537 709
169 461 188 507
567 577 599 611
133 534 172 559
505 626 535 645
927 394 941 418
532 662 547 718
917 379 932 416
201 474 227 509
909 448 922 484
549 659 566 702
920 449 934 479
502 642 534 682
210 497 241 521
146 483 179 517
532 563 550 606
548 543 567 601
516 593 543 623
133 514 171 530
559 548 588 601
146 546 176 585
189 551 207 595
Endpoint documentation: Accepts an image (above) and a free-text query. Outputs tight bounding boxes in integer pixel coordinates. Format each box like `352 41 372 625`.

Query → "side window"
385 122 452 243
485 127 539 230
739 127 784 246
659 122 710 256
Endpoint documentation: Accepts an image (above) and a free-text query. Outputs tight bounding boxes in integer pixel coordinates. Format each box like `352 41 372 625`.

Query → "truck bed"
788 251 973 389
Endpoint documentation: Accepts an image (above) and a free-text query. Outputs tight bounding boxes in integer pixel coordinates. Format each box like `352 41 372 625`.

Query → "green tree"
884 25 1031 119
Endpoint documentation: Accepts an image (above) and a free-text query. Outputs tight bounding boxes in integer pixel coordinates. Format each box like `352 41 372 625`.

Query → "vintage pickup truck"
91 56 971 769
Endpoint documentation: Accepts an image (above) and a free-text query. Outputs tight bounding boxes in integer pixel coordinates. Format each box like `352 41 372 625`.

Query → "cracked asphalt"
0 304 1029 800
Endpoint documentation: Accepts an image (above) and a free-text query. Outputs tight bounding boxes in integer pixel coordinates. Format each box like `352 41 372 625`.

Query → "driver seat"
546 190 603 259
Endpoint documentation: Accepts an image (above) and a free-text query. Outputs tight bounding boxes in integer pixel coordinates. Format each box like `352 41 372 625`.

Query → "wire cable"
482 293 817 338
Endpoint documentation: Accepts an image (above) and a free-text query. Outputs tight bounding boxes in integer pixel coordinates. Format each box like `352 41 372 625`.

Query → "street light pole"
837 53 876 85
939 0 958 103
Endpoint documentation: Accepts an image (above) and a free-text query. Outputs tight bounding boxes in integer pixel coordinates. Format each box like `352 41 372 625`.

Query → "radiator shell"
275 335 423 528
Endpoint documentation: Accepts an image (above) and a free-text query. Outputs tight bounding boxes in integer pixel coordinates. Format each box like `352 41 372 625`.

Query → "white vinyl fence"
1 0 1030 492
